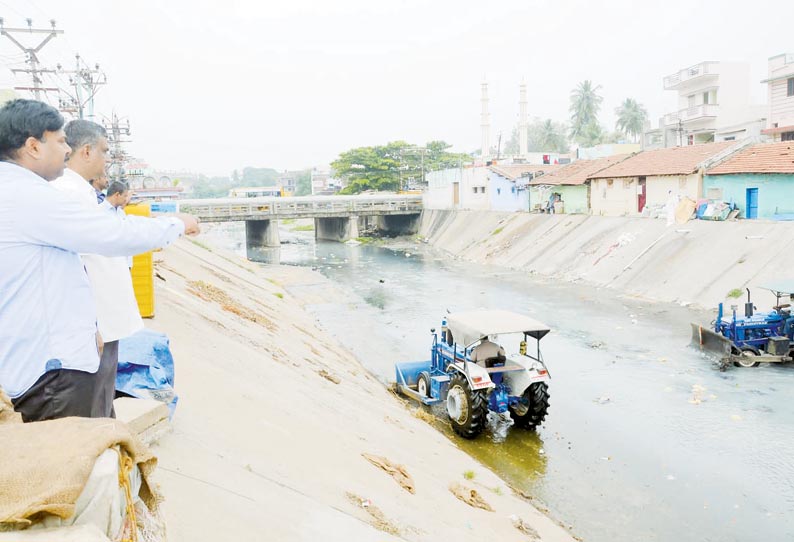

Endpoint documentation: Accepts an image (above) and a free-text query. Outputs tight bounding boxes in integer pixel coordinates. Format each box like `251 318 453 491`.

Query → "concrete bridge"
177 194 423 259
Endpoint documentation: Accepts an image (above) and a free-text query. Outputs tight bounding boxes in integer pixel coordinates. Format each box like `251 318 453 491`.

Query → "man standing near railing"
0 99 200 422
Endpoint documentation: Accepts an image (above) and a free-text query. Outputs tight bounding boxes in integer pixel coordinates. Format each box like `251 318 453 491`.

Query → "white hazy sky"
0 0 792 175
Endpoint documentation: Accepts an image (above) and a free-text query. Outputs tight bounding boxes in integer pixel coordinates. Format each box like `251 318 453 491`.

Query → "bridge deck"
178 194 423 222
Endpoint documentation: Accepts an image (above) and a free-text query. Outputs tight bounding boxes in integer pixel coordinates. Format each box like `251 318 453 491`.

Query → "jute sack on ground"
0 417 159 528
0 388 22 425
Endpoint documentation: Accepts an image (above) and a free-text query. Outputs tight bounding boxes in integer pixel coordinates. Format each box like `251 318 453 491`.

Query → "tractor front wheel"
733 346 761 368
417 371 431 397
509 382 550 430
446 374 488 439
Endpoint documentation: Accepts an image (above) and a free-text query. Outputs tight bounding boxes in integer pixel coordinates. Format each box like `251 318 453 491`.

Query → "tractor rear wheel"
509 382 550 430
733 346 761 368
446 374 488 439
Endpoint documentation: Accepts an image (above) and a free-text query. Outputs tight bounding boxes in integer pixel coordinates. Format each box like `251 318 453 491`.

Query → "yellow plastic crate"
124 203 155 318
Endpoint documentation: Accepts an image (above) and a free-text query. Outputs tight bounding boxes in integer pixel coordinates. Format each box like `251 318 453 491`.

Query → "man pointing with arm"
0 99 199 422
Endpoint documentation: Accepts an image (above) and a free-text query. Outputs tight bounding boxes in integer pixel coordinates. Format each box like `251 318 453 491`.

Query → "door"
452 182 460 206
746 188 758 219
638 177 647 212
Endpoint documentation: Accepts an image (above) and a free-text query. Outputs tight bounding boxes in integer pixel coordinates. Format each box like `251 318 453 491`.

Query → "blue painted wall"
488 171 529 211
703 173 794 219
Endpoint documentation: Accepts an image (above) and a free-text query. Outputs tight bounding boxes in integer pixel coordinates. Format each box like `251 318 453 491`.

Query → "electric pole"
0 17 62 101
102 113 132 182
56 54 106 119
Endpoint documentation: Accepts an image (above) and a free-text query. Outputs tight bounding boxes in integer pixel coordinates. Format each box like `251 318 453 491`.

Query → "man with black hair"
0 99 200 422
106 180 131 209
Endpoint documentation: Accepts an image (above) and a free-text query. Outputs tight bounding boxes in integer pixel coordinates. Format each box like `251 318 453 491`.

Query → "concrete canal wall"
419 209 794 310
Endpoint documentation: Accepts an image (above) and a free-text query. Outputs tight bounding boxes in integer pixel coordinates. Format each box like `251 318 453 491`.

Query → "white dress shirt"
0 162 185 398
52 169 144 343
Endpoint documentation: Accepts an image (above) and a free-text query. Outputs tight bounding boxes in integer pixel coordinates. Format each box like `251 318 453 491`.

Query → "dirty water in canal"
204 224 794 542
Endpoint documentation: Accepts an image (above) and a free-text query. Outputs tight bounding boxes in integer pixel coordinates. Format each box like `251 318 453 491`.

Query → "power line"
0 17 62 100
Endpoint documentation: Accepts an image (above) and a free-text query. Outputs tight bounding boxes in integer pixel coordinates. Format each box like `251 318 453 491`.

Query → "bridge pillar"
375 214 420 236
245 219 280 259
314 216 360 243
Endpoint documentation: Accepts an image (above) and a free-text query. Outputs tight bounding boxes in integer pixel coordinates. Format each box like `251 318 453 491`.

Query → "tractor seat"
484 353 507 368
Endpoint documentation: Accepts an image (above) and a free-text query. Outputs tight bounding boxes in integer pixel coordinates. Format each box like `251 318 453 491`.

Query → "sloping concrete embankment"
419 210 794 309
145 239 575 542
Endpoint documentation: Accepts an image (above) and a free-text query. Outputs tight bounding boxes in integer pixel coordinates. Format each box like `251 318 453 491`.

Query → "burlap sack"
0 417 159 528
0 388 22 425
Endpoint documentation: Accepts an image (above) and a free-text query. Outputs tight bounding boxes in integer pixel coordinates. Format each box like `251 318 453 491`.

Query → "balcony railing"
663 61 718 89
663 104 719 126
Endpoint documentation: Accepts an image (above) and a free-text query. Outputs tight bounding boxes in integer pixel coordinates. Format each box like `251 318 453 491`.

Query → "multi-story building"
310 169 344 195
761 53 794 142
644 61 766 149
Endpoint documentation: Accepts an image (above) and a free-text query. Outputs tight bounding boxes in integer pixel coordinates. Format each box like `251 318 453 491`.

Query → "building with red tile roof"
586 142 740 216
703 142 794 219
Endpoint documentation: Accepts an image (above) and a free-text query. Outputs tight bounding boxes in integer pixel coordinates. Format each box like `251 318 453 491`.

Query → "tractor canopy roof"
759 281 794 296
446 309 551 347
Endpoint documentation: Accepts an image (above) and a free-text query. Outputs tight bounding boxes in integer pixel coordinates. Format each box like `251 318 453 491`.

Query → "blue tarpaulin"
117 329 178 418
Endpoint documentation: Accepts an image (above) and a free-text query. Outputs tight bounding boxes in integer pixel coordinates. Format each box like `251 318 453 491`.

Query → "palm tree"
537 119 570 153
569 80 603 144
615 98 648 142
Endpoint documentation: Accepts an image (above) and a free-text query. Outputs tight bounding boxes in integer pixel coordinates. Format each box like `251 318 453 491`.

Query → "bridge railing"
178 194 423 219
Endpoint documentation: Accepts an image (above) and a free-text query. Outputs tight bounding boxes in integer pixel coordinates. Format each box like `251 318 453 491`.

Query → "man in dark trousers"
0 99 200 422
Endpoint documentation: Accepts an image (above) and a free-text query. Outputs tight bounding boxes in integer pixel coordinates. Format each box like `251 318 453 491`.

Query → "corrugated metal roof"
488 163 561 181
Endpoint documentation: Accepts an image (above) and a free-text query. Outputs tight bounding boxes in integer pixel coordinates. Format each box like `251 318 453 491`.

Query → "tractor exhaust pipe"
745 288 753 318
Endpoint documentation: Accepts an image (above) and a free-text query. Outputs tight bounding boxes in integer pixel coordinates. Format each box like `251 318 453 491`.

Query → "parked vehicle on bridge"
691 282 794 368
395 310 552 439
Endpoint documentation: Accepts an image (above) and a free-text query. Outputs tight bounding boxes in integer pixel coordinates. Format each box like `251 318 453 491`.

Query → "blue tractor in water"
395 310 552 439
692 282 794 368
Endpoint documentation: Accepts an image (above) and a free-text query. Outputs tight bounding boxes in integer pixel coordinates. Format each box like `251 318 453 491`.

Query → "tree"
241 167 279 186
333 140 469 194
614 98 648 142
569 80 604 146
294 170 311 196
504 119 571 154
535 119 571 153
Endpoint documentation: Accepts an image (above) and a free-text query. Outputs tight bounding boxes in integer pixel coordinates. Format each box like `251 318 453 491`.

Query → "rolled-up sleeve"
19 185 185 257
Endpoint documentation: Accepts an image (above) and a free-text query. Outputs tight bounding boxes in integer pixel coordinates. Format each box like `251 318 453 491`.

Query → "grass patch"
291 224 314 232
491 227 504 236
273 292 284 299
280 218 296 225
491 486 503 496
463 470 476 481
727 288 743 299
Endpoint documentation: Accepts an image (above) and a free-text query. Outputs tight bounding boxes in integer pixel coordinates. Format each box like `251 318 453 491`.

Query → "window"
788 77 794 97
783 132 794 142
703 91 709 104
724 136 736 141
496 188 501 195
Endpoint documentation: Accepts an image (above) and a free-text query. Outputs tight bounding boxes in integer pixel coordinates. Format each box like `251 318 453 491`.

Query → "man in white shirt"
52 120 144 418
0 100 200 422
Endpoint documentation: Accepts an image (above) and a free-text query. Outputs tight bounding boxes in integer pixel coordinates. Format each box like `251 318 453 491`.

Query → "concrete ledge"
113 397 171 446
